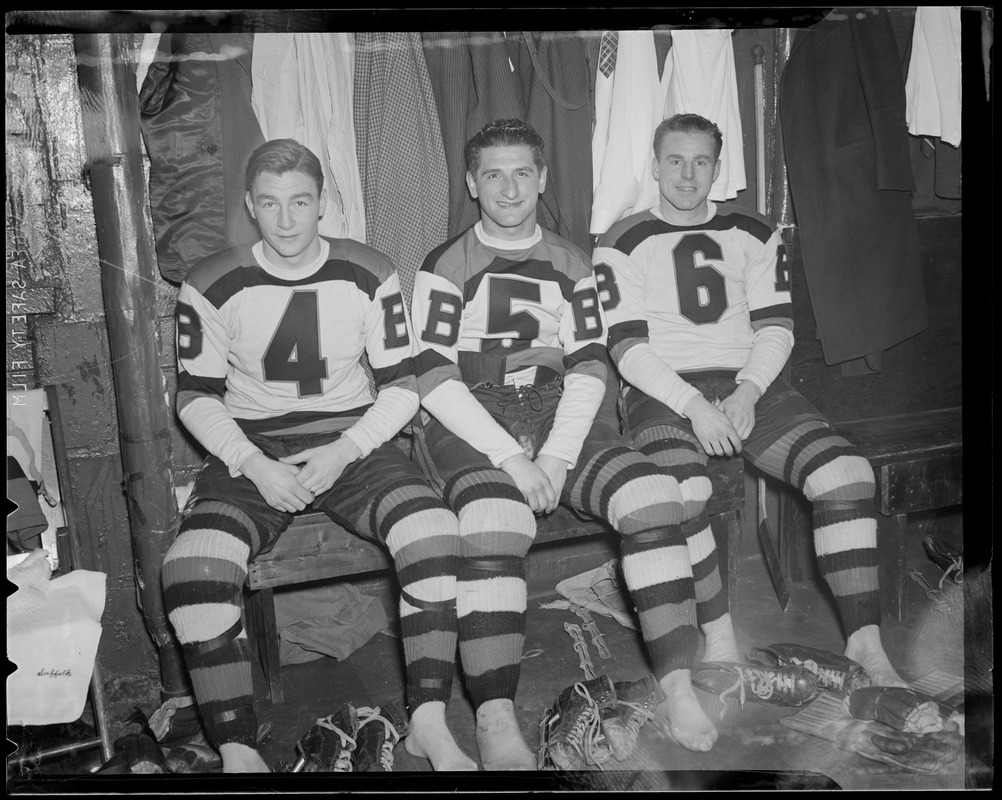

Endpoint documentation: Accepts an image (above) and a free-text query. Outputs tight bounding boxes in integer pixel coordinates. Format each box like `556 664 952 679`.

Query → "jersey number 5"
674 233 726 325
262 291 328 397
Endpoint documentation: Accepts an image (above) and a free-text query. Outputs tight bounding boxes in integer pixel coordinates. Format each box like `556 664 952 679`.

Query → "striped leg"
632 424 728 625
567 444 698 678
444 466 534 709
161 501 262 749
753 420 881 635
358 478 461 710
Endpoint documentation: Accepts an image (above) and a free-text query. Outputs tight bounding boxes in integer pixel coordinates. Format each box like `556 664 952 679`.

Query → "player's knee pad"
163 501 251 643
802 452 876 506
384 505 462 563
631 423 703 466
605 471 684 535
166 500 256 565
630 425 710 510
452 480 535 559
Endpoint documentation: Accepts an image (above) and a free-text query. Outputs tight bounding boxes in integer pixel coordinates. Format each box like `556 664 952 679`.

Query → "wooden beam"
73 34 181 656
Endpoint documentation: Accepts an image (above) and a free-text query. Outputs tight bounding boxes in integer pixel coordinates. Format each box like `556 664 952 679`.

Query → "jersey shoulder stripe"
600 205 774 256
419 227 586 302
192 242 394 310
539 226 592 269
597 209 659 251
419 228 472 279
200 259 384 309
323 236 399 284
461 253 579 304
185 245 257 295
713 203 774 243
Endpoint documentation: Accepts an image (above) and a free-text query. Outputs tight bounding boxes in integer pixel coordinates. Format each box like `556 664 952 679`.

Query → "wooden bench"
778 407 963 622
244 453 746 704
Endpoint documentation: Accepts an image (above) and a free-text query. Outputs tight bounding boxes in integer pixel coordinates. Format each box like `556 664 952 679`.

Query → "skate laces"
908 569 951 613
356 706 400 771
314 713 357 772
940 558 963 586
566 683 610 768
717 666 796 717
801 660 845 692
616 698 656 733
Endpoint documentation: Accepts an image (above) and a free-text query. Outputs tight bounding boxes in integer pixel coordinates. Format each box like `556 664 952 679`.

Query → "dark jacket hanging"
139 33 265 283
780 10 928 367
422 31 594 254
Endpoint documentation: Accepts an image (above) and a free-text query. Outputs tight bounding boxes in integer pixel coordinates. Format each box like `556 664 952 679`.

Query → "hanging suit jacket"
422 31 594 254
139 32 265 284
780 9 928 366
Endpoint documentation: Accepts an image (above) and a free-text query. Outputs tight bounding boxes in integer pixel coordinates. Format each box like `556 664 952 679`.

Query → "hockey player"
411 119 741 765
593 113 908 711
163 139 475 772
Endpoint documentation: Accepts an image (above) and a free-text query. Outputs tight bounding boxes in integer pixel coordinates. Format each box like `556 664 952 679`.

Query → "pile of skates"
276 701 408 773
89 698 407 774
538 643 964 774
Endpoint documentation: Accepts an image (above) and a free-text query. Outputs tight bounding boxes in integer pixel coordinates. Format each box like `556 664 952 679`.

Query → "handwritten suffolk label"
37 669 72 678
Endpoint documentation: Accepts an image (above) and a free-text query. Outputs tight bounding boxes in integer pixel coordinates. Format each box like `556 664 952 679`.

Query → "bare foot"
475 699 535 770
846 625 909 687
218 742 270 773
701 613 740 663
657 670 718 752
405 701 478 771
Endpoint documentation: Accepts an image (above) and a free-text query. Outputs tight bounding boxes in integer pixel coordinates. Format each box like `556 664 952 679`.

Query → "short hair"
245 138 324 195
464 118 546 176
653 114 723 162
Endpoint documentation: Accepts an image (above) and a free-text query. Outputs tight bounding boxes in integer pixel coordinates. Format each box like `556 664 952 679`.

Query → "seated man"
163 139 475 772
593 113 908 693
411 118 740 765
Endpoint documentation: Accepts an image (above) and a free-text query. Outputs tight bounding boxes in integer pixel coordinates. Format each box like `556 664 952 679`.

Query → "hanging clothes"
139 32 265 283
780 9 928 367
251 33 366 242
353 32 449 303
889 9 962 217
663 29 746 201
589 28 745 237
515 31 594 254
423 31 593 253
590 30 669 237
906 6 962 148
422 31 522 239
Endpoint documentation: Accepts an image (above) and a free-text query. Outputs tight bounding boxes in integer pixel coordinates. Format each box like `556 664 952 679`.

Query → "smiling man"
410 119 743 768
162 139 474 773
594 113 909 727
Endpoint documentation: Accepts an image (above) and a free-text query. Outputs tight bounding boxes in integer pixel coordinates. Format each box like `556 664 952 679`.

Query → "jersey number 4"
262 292 329 396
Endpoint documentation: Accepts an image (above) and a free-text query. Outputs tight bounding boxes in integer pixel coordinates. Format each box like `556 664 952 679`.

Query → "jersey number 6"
674 233 726 325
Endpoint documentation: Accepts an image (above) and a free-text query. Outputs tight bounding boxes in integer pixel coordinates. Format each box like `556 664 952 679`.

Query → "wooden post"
73 34 181 659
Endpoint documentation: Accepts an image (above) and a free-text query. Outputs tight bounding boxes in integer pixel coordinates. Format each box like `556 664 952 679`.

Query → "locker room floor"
243 508 977 792
12 508 983 793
